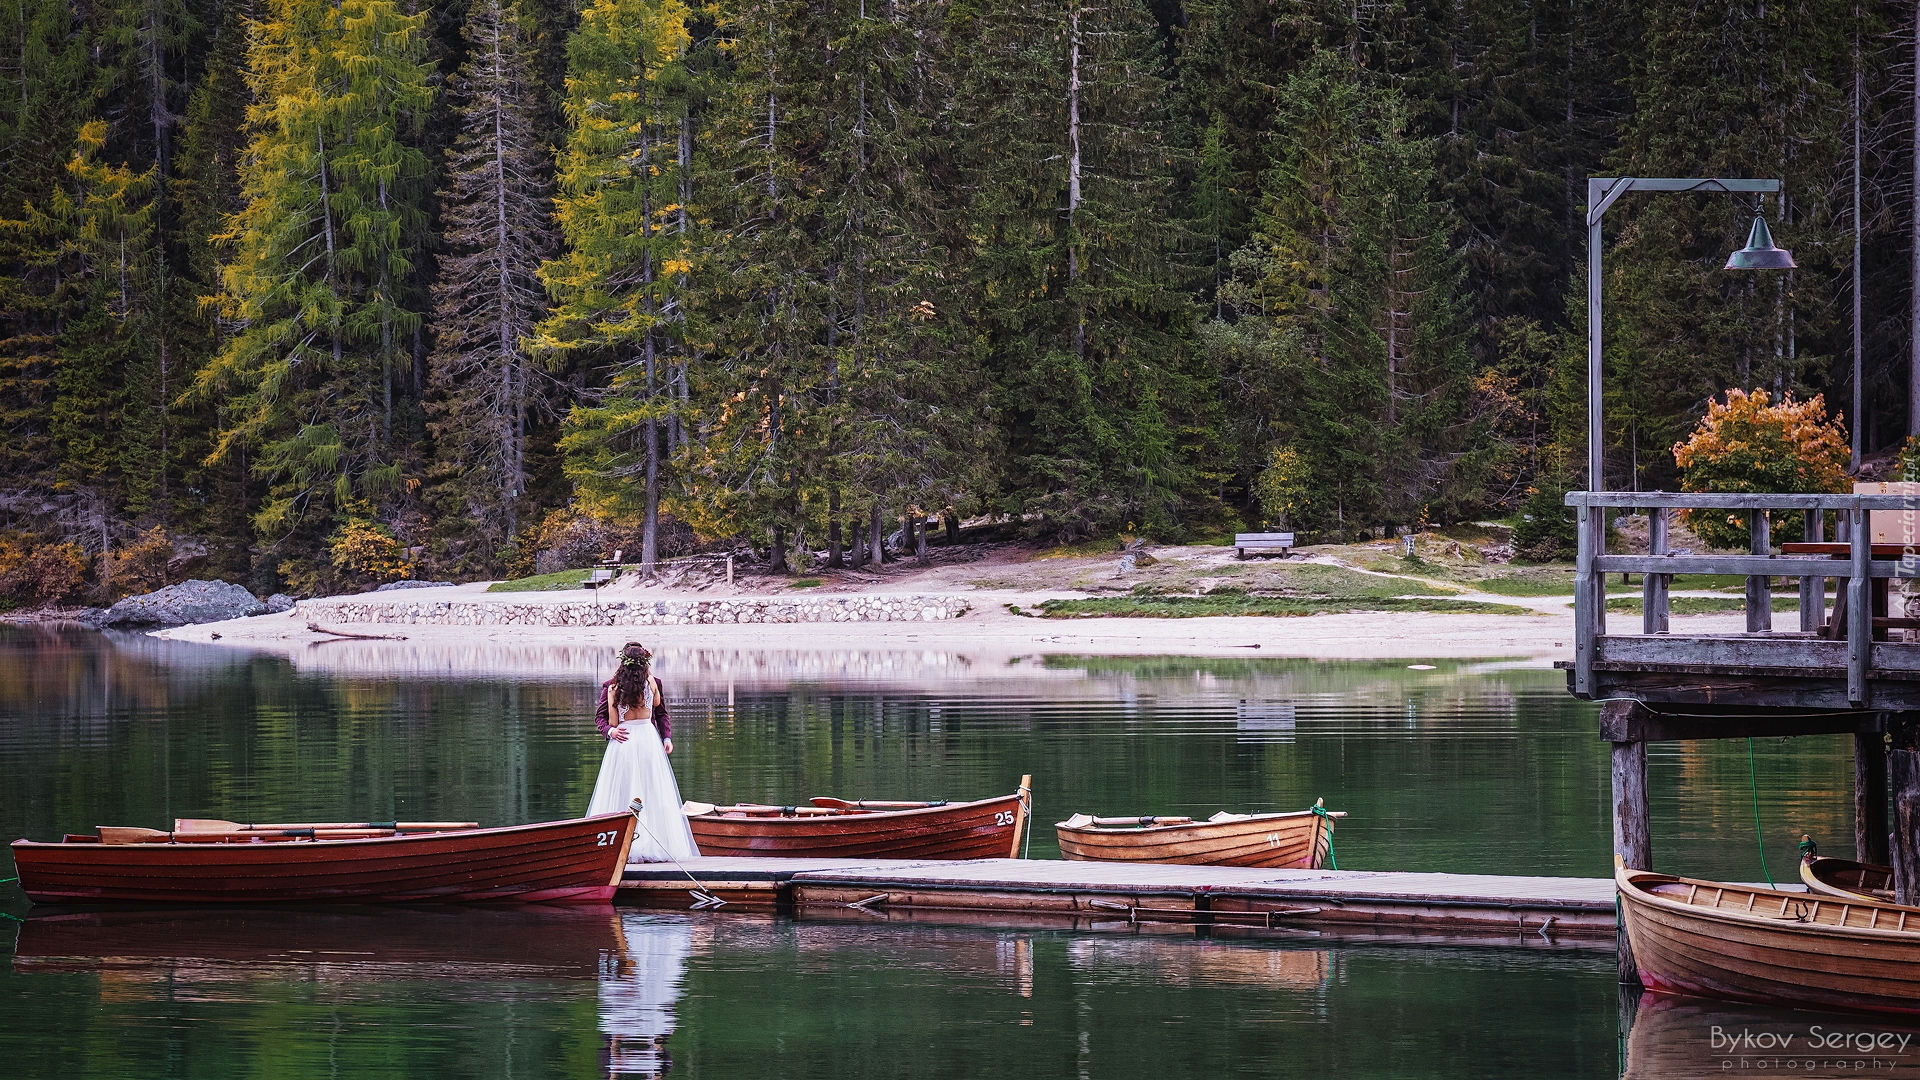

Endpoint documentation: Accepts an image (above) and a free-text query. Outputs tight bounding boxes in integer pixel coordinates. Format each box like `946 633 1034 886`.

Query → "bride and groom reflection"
599 913 695 1079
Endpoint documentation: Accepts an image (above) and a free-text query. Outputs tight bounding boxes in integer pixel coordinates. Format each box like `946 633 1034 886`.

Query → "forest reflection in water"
0 624 1888 1078
5 905 1625 1079
0 623 1863 879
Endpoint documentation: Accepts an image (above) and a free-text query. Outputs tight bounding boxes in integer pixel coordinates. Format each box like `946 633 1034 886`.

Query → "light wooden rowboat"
1055 800 1342 869
1618 864 1920 1015
1802 854 1895 902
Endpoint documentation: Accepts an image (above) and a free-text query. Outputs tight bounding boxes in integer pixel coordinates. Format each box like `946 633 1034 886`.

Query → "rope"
1748 738 1775 888
1311 803 1339 870
0 911 18 922
0 876 16 884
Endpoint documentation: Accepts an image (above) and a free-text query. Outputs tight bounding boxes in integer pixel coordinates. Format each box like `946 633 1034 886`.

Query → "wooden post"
1850 504 1872 705
1859 729 1890 866
1802 510 1827 633
1575 502 1601 696
1746 510 1772 633
1008 774 1032 858
1643 507 1669 635
1892 745 1920 906
1612 734 1650 986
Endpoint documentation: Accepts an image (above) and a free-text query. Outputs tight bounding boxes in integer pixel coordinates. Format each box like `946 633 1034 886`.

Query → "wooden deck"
618 857 1617 940
1561 490 1920 711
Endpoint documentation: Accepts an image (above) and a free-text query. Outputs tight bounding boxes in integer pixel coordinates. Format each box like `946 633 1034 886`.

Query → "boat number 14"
595 831 620 846
994 811 1016 827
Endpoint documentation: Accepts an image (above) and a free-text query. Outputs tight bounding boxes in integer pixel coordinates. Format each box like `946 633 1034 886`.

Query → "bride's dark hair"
610 642 652 713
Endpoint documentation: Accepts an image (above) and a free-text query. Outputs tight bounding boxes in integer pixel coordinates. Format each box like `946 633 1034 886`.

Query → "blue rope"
1748 738 1776 888
1311 803 1338 870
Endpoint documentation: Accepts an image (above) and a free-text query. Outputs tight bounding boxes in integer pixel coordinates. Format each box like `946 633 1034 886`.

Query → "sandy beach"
150 570 1752 666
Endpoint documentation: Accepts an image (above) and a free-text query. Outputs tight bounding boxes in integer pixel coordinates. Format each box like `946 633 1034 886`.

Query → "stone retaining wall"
298 594 973 627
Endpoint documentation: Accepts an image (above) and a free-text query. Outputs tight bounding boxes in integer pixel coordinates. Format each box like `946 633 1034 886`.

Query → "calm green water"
0 625 1874 1078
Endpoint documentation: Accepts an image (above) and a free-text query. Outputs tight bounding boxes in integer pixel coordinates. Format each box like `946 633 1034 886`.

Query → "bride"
586 642 699 862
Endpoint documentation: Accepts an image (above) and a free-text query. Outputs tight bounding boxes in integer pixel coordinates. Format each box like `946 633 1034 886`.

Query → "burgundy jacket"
594 676 671 741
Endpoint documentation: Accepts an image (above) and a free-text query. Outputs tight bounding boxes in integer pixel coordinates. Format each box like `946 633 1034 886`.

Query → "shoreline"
138 580 1752 666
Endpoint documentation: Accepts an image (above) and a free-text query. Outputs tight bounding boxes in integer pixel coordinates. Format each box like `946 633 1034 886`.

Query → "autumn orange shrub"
328 520 413 585
1671 389 1850 550
105 525 174 598
0 534 89 608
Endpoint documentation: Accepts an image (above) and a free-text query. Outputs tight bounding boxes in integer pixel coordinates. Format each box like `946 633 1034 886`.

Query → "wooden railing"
1567 491 1920 706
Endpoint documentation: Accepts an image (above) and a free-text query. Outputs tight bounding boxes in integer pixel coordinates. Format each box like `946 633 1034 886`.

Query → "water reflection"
1621 990 1920 1078
0 905 1621 1078
0 624 1867 881
601 915 694 1079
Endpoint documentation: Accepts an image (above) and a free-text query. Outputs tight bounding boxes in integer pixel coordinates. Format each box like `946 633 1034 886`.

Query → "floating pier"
619 857 1615 940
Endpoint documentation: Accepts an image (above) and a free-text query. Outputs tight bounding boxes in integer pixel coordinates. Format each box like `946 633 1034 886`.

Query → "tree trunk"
869 503 885 566
769 524 788 574
944 511 959 545
828 490 843 568
914 513 929 566
850 519 866 569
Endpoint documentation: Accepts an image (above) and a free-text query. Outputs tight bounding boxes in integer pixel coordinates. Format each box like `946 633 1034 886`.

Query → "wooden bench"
1234 532 1295 559
585 567 616 588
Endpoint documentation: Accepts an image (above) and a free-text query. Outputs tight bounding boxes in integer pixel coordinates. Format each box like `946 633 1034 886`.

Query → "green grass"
789 577 824 589
1036 537 1125 558
1604 596 1801 615
485 569 592 592
1034 595 1534 618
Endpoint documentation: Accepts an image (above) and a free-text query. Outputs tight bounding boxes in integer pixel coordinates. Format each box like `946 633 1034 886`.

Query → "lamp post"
1586 177 1795 493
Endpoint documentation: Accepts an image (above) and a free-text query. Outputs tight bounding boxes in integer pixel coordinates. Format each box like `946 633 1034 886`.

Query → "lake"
0 625 1872 1078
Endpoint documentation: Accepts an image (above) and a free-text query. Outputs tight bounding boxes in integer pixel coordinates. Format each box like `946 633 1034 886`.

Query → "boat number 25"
595 830 621 846
994 811 1017 827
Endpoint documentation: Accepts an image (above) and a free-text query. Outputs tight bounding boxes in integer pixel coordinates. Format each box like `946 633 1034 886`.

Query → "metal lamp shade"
1724 215 1796 271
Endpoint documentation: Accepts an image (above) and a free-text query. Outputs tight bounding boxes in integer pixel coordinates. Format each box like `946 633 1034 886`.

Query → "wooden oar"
808 797 947 810
100 826 403 844
173 818 479 833
1085 816 1194 827
678 802 849 817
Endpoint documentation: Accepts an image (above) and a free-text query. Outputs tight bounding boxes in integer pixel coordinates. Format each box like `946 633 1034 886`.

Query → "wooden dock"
618 857 1616 940
1559 489 1920 984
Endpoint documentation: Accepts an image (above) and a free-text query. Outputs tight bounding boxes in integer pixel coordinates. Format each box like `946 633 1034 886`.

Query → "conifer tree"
194 0 435 586
0 0 94 501
1215 49 1472 533
951 0 1212 539
425 0 557 566
536 0 692 575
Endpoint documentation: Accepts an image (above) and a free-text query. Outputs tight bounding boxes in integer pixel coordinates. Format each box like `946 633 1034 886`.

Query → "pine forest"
1 0 1917 599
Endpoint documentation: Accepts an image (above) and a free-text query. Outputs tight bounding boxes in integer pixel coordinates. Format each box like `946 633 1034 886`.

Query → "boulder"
373 580 455 592
101 580 267 628
265 593 297 614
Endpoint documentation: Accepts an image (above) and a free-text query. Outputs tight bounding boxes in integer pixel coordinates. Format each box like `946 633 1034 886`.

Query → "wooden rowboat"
1802 854 1895 902
1618 864 1920 1015
683 777 1030 859
1054 800 1343 868
10 812 637 904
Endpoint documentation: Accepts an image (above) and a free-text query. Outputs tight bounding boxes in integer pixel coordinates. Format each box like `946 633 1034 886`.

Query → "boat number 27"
595 830 621 846
994 811 1017 827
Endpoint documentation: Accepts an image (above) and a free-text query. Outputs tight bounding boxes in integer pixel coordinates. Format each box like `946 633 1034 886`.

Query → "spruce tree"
951 0 1213 539
535 0 692 574
193 0 435 587
1215 49 1472 534
0 0 94 503
425 0 557 567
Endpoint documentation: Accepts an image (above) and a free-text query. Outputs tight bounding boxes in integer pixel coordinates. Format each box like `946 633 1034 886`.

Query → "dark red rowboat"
685 778 1030 859
10 812 636 904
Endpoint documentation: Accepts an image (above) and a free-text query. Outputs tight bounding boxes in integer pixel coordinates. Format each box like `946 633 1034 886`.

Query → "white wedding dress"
586 681 700 863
